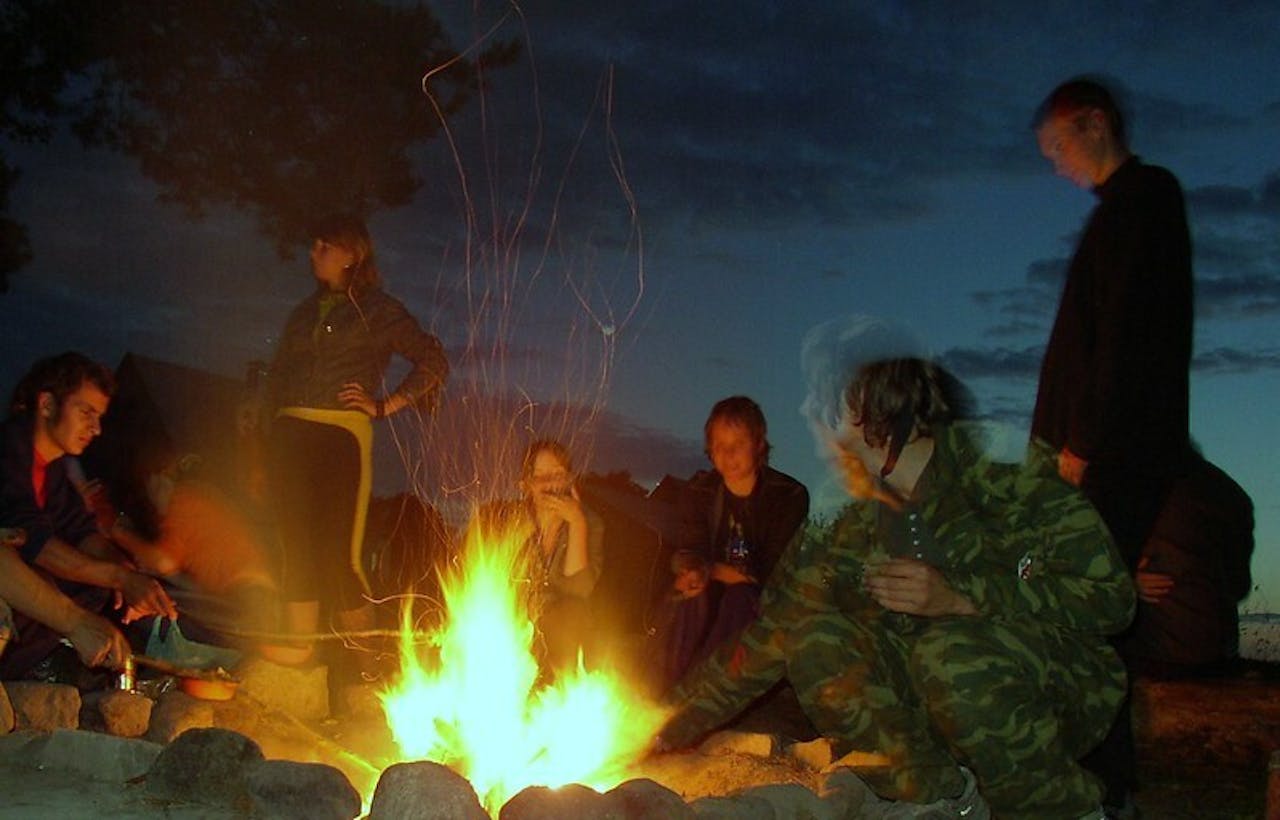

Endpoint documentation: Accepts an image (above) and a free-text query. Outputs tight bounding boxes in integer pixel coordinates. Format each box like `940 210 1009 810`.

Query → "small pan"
132 654 240 701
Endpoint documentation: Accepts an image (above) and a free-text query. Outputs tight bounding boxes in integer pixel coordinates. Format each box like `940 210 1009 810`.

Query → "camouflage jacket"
663 423 1136 746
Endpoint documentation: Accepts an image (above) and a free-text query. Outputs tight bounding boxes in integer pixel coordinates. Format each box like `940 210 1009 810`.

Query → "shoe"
881 767 991 819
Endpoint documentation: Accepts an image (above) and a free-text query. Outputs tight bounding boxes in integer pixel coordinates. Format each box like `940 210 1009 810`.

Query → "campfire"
376 513 665 813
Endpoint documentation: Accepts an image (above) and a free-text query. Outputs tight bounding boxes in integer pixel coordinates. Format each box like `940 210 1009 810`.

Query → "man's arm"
0 547 130 668
33 534 178 622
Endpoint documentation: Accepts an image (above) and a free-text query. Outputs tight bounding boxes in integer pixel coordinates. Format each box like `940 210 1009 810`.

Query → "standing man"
1032 77 1194 816
0 352 175 680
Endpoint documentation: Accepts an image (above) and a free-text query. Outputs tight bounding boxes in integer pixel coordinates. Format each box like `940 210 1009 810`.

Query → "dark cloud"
937 344 1044 381
970 282 1058 336
1189 184 1263 216
1197 274 1280 318
492 1 1277 240
1193 346 1280 374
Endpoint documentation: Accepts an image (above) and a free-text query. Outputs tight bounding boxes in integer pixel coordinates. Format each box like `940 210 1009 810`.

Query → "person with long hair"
467 439 604 675
260 214 448 673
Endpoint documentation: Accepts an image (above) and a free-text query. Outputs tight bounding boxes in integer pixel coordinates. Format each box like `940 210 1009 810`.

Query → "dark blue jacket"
0 415 97 563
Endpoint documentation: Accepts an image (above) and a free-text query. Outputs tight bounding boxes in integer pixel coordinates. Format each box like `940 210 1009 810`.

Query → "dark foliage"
0 0 518 287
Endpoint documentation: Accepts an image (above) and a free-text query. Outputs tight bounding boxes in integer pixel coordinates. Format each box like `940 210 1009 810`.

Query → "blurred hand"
78 479 118 536
834 443 902 510
1057 447 1088 487
536 485 586 527
67 612 130 669
1135 556 1175 604
864 558 976 617
709 562 753 586
118 571 178 623
673 566 708 599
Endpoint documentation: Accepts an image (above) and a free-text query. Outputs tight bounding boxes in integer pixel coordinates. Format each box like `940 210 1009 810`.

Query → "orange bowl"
179 676 239 701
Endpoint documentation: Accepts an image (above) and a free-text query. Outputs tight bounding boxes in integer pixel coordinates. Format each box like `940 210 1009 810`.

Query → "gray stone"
4 681 80 731
19 728 162 782
96 689 154 738
740 782 835 819
601 778 696 819
210 693 262 737
146 689 214 743
245 758 362 820
237 657 329 721
146 727 264 810
337 681 384 718
0 681 13 734
818 767 882 819
368 760 488 820
499 783 609 819
690 793 776 819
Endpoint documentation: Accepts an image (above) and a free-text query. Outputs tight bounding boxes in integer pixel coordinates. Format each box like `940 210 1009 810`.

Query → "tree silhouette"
0 0 517 289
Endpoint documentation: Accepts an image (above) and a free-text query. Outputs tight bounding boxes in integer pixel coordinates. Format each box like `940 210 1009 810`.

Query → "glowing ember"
378 514 666 813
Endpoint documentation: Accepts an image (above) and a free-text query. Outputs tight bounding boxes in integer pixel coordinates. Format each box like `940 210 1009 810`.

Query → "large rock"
210 692 262 738
245 758 362 820
739 782 836 819
368 760 488 820
237 657 329 721
146 689 214 743
5 729 162 782
146 727 264 810
96 690 154 738
817 767 881 819
4 682 80 731
0 682 13 734
688 793 776 819
601 778 696 819
499 783 608 819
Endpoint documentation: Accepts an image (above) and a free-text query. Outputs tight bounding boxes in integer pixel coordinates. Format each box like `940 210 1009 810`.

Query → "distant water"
1239 613 1280 662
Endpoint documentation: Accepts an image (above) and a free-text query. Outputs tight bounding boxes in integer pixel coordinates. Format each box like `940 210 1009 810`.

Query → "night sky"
2 2 1277 608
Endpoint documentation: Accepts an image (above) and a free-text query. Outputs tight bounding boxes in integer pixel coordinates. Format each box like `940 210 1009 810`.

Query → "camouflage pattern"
663 423 1135 820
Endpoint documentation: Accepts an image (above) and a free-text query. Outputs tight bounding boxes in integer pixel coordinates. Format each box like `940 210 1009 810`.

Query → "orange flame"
378 514 665 813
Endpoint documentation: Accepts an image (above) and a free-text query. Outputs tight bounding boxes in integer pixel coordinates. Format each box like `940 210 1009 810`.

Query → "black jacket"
1032 157 1193 475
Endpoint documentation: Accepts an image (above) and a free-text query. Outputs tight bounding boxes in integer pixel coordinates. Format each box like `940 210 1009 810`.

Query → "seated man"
650 396 808 694
0 531 130 673
0 352 176 680
1121 451 1254 677
657 357 1134 820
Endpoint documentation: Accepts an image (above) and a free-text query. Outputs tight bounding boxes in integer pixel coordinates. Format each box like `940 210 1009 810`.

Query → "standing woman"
264 213 447 668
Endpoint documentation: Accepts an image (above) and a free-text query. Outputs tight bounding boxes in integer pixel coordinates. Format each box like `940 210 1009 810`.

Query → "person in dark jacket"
651 396 808 693
257 214 448 669
0 352 169 679
1031 76 1195 816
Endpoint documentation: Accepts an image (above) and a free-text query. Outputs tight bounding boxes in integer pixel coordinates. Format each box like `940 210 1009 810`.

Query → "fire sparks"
378 514 665 813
